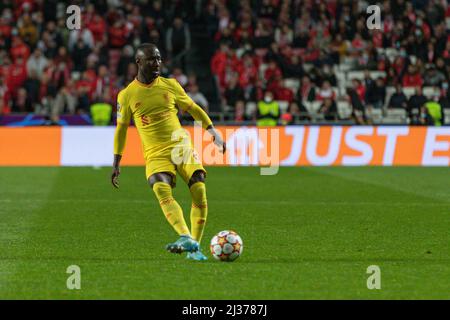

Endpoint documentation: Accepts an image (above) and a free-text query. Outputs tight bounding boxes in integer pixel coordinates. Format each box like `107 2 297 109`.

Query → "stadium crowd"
0 0 449 126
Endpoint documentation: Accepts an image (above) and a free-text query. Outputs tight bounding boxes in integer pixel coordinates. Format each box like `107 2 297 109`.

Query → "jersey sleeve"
116 90 131 125
172 79 213 129
114 90 131 155
172 79 195 112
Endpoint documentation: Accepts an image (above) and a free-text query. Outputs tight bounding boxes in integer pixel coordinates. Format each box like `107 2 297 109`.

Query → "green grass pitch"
0 166 449 299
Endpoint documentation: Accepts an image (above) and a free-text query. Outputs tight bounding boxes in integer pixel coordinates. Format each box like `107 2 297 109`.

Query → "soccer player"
111 43 225 261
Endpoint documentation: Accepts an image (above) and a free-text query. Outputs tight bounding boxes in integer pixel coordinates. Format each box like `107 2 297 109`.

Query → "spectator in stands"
7 55 28 97
87 12 107 45
68 20 95 51
282 55 304 79
92 65 113 103
388 84 408 109
170 67 188 88
12 87 32 112
237 52 258 92
52 78 76 122
420 94 444 126
166 17 191 69
10 35 30 62
23 69 40 110
268 77 294 103
285 100 310 124
274 24 293 48
75 71 93 115
90 90 112 126
438 82 450 110
117 45 135 78
264 59 282 86
37 31 57 59
407 86 428 124
293 29 310 49
365 77 386 111
54 46 73 71
18 14 38 49
329 34 349 64
316 80 335 101
45 20 64 54
0 76 11 114
26 48 48 80
223 74 244 113
253 21 273 49
187 73 198 88
187 84 209 112
72 38 92 73
424 65 447 87
256 91 279 126
402 65 423 87
298 75 316 103
347 87 367 125
319 64 337 87
234 100 247 123
319 98 338 121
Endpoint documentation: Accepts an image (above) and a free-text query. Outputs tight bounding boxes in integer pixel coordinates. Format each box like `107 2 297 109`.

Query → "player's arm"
112 92 131 188
173 80 226 153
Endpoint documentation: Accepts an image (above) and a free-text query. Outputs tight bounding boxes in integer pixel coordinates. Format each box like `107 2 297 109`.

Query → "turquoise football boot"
166 235 199 254
186 250 208 261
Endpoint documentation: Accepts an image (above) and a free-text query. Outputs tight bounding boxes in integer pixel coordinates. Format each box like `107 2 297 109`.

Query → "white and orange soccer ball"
210 230 243 261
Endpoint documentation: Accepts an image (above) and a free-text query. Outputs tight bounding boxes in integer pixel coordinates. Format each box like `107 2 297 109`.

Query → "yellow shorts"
145 147 206 186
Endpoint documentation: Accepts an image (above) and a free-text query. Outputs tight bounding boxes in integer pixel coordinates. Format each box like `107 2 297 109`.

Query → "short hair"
135 43 158 59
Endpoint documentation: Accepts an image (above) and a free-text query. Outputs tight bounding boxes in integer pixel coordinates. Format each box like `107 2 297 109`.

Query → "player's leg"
149 172 199 253
186 170 209 261
188 170 208 243
176 148 209 260
149 172 190 237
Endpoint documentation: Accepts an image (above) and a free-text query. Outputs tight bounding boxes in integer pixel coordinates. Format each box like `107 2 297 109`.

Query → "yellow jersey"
114 76 212 158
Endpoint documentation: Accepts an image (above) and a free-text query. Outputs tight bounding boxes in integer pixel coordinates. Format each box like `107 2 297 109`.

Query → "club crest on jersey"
117 102 121 112
163 93 170 103
135 102 142 109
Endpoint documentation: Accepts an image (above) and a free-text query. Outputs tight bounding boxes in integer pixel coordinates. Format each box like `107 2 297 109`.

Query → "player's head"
135 43 161 77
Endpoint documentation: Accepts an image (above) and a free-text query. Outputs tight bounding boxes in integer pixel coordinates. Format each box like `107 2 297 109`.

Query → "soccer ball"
210 230 243 262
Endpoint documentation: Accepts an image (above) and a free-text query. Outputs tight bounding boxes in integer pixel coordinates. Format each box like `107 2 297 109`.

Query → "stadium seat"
386 86 395 97
376 48 386 55
303 63 314 72
445 109 450 125
403 87 416 98
385 48 398 62
259 63 268 82
245 102 257 118
369 71 386 79
284 78 300 92
385 109 407 124
347 71 365 81
276 101 289 113
338 63 352 72
335 71 346 84
308 101 322 114
370 108 383 123
423 86 437 98
337 101 352 119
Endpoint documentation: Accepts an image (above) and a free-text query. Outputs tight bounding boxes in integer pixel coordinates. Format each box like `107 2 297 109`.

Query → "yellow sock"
153 182 190 236
189 182 208 243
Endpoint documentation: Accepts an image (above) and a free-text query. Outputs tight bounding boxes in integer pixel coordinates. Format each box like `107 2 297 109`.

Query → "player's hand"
111 167 120 189
208 127 226 153
214 135 226 154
